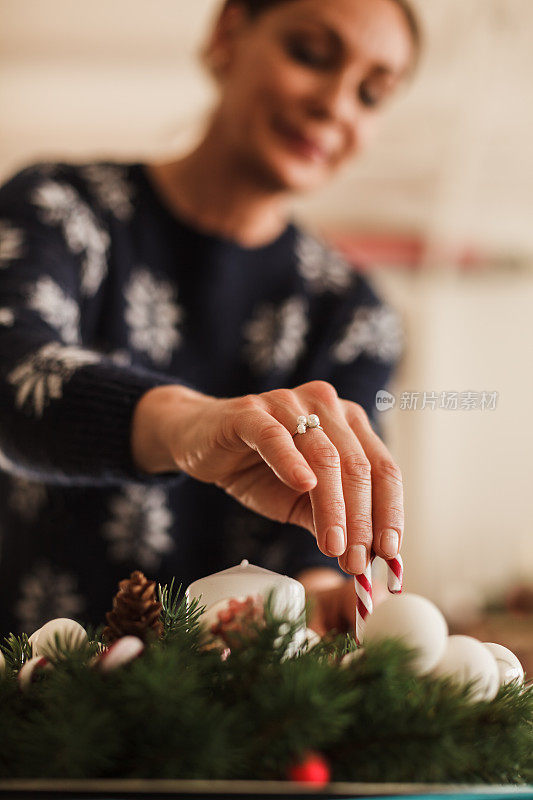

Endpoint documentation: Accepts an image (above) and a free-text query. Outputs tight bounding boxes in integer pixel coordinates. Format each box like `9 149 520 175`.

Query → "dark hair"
222 0 422 71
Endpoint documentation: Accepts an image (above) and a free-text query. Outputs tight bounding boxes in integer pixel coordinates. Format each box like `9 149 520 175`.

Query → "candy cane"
354 561 373 646
354 552 403 646
386 554 403 594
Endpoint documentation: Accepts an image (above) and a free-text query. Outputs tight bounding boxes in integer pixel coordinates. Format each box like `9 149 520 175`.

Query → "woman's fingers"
230 387 403 575
240 390 347 554
314 413 373 574
294 428 347 557
233 407 317 493
291 382 374 571
342 400 404 563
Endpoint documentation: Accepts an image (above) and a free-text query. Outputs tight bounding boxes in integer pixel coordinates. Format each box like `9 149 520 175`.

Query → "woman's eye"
286 39 332 69
359 84 383 109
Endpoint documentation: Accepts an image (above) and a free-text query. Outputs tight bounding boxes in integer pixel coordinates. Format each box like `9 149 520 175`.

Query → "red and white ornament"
31 618 87 659
0 650 4 673
18 656 53 690
94 636 144 673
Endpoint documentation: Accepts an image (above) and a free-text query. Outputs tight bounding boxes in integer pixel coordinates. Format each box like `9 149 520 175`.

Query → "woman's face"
211 0 415 193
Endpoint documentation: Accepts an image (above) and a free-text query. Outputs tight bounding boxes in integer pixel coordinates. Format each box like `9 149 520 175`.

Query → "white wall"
376 269 533 613
1 0 533 258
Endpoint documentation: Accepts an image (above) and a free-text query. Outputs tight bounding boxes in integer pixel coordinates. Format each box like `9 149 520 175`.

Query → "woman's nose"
305 73 358 128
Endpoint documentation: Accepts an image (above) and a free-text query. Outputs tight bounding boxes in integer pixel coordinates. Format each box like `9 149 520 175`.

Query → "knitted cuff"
43 363 186 485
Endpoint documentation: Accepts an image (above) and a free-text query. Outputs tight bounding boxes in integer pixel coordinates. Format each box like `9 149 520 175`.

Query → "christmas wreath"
0 572 531 785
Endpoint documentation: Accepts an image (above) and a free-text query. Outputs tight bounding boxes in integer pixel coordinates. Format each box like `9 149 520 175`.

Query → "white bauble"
18 656 53 690
432 635 499 702
364 593 448 675
483 642 524 686
32 618 87 659
0 649 4 673
96 636 144 673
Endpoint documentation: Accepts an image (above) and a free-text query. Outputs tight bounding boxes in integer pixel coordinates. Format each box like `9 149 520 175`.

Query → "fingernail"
294 466 315 486
326 525 346 556
380 529 399 558
346 545 367 574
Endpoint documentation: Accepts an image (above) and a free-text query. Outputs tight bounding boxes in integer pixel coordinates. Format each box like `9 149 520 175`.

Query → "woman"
0 0 419 634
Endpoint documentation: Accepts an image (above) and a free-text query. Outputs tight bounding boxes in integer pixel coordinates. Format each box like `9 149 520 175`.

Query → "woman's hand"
131 380 403 575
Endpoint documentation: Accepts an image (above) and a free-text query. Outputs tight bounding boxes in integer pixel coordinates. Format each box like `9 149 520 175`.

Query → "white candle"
186 559 305 622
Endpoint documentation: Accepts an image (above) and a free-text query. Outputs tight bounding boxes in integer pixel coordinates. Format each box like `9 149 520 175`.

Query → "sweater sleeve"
0 164 186 486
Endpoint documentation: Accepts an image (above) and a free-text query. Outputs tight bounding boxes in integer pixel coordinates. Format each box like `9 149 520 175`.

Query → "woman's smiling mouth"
273 117 331 164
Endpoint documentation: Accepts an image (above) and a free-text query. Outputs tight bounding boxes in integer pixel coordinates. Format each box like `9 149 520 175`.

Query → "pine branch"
1 632 31 673
307 631 355 661
84 624 106 653
0 590 531 784
157 579 204 639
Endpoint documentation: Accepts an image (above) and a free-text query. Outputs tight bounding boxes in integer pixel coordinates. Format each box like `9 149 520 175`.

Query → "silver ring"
294 414 322 435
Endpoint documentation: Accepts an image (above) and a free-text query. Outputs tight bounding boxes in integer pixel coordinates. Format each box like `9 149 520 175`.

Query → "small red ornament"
287 751 331 785
209 596 265 650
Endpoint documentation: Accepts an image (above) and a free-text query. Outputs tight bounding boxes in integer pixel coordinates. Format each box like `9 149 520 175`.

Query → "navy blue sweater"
0 161 402 633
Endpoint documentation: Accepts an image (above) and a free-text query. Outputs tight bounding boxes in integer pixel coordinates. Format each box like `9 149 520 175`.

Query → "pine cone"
103 571 163 644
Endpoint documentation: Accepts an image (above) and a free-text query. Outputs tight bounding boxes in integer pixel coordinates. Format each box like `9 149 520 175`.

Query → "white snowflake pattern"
32 180 110 296
0 220 24 267
8 342 101 417
296 231 353 293
27 276 80 344
243 296 308 374
108 349 133 367
124 268 182 365
80 164 135 222
0 443 17 474
0 308 14 327
103 485 174 571
8 476 47 522
15 561 85 633
331 305 404 364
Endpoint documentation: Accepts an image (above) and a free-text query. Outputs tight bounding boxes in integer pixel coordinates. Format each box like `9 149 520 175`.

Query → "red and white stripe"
354 552 404 646
386 554 403 594
354 561 373 646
